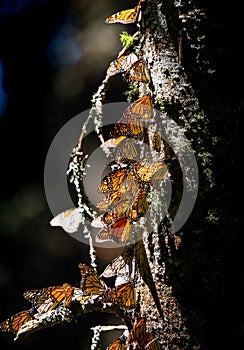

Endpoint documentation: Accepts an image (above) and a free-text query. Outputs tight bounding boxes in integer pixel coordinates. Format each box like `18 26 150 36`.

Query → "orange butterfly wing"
130 317 147 342
107 53 139 77
62 283 73 308
105 6 140 24
82 274 107 295
99 168 128 193
130 95 152 118
0 310 34 334
96 218 132 244
125 59 150 82
106 337 126 350
140 332 161 350
115 281 137 308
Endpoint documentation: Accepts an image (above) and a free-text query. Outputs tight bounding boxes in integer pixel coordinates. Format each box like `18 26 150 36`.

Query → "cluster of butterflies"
91 94 168 245
0 251 137 337
106 317 161 350
104 0 149 82
49 94 167 241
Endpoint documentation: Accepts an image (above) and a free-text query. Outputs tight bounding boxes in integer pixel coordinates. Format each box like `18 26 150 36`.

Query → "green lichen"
120 31 135 49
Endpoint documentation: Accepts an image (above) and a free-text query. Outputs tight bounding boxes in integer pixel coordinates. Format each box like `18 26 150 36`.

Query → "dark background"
0 0 241 349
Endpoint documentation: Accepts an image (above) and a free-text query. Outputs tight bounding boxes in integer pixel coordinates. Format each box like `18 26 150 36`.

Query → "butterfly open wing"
0 310 34 334
105 6 140 24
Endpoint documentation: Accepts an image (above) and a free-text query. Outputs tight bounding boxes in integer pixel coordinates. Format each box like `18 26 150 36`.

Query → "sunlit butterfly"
124 59 150 82
96 217 132 244
106 336 126 350
111 119 144 140
101 136 139 160
106 53 139 77
23 283 73 312
130 95 153 119
78 263 96 278
104 281 137 308
96 191 122 213
101 249 134 278
105 3 141 24
81 274 107 296
132 158 168 183
122 95 152 125
114 137 139 159
101 200 133 226
50 207 82 233
99 168 128 193
0 309 34 334
116 281 137 308
97 178 140 213
78 264 99 295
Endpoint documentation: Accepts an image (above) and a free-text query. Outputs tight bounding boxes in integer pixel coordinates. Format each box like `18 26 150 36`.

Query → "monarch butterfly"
102 137 139 160
115 137 139 159
24 283 73 312
105 281 137 308
78 263 96 274
0 309 34 334
131 95 153 119
101 248 134 278
81 274 107 296
106 53 139 77
116 281 137 308
97 190 123 212
132 158 168 183
94 201 132 229
101 200 133 226
96 218 132 244
124 59 150 82
50 207 82 234
98 168 128 193
105 3 141 24
97 178 139 213
78 263 96 278
106 337 126 350
111 119 144 140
